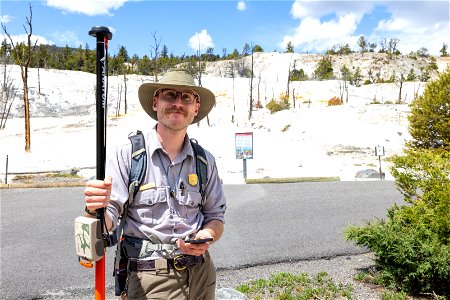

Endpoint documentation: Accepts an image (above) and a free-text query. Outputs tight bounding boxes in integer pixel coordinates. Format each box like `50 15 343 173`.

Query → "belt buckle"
173 254 189 271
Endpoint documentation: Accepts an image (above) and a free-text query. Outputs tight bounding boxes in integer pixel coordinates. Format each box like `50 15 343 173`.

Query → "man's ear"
193 102 199 115
152 97 158 112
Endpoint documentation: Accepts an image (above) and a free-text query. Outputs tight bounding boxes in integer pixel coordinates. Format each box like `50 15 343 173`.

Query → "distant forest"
1 37 448 79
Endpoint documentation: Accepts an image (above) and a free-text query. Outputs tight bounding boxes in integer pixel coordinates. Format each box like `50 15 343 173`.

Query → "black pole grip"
89 26 112 223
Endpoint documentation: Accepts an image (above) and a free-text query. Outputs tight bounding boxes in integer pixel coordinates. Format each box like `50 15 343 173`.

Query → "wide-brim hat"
138 68 216 124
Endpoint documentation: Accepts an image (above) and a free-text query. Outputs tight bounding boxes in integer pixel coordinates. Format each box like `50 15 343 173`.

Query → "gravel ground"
216 253 424 300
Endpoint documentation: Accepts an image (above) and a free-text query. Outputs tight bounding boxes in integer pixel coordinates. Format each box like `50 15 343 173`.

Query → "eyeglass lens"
160 89 197 104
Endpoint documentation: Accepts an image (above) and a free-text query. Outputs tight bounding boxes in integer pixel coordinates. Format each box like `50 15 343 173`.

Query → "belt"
129 255 204 272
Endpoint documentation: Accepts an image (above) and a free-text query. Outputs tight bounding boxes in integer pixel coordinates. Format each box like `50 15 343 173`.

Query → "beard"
157 107 195 131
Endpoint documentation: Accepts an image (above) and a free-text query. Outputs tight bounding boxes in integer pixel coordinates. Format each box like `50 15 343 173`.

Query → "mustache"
165 108 187 115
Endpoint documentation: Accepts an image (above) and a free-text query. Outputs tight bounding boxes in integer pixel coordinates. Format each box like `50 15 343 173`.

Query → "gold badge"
188 174 198 186
139 182 156 191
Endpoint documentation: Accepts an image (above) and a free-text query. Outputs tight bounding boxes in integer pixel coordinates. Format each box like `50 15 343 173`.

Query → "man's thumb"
105 176 113 185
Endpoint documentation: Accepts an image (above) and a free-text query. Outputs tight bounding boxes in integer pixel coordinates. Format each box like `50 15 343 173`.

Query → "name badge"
139 182 156 191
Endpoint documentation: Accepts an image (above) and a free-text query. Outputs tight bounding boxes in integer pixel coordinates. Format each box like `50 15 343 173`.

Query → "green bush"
266 94 290 114
345 149 450 296
313 55 334 80
408 68 450 150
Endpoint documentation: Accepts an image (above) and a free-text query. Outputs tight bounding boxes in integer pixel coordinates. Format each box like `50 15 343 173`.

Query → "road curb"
0 181 86 189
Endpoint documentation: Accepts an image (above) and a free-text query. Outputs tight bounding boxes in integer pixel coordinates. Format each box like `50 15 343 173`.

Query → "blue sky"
1 1 449 57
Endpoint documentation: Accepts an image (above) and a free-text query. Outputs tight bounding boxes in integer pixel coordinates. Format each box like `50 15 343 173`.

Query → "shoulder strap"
119 131 147 229
128 130 147 199
114 131 147 273
190 138 208 209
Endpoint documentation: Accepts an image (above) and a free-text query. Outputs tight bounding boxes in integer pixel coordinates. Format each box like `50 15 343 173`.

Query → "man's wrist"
84 206 96 217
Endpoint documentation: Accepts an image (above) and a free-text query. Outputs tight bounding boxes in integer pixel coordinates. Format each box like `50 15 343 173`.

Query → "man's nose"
170 95 185 108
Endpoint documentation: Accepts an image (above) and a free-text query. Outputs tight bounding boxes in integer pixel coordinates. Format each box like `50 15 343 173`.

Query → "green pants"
126 252 216 300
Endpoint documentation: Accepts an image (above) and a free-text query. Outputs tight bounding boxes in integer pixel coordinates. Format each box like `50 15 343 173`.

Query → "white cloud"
283 0 449 55
0 15 13 24
237 1 247 11
372 2 449 55
45 0 130 16
0 33 54 47
281 13 360 52
188 29 214 52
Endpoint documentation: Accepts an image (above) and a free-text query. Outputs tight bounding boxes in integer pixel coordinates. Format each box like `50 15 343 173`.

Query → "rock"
216 288 246 300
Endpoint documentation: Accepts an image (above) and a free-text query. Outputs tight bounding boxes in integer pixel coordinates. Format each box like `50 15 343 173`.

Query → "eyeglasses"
156 89 198 105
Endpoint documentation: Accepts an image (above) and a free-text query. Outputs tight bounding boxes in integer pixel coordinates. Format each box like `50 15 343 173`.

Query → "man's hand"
84 176 112 211
176 230 213 256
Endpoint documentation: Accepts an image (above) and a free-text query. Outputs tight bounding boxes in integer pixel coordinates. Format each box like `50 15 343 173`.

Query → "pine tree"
408 68 450 149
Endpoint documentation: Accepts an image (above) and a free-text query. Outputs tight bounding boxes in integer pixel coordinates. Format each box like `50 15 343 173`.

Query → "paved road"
0 181 403 299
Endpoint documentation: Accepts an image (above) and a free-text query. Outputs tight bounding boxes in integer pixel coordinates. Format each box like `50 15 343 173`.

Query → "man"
84 68 227 299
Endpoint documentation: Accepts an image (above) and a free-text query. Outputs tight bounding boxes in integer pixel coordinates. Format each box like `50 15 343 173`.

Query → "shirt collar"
149 125 194 163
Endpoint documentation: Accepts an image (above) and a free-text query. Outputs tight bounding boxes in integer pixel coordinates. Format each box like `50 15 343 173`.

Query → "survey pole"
89 25 112 300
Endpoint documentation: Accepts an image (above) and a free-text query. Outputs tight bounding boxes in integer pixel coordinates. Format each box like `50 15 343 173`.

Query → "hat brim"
138 83 216 124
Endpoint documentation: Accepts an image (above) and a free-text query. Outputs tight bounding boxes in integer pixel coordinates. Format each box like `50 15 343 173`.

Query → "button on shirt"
105 126 227 244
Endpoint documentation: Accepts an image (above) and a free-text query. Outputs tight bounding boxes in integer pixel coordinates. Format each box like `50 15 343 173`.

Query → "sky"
0 0 449 58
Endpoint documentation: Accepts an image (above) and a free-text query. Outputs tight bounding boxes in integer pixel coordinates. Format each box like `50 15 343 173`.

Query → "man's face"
153 88 200 131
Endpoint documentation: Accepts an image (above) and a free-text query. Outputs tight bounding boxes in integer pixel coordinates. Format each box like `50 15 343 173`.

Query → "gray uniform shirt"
105 126 227 244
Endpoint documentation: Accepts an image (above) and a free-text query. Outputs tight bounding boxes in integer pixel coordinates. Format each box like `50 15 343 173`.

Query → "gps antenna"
89 25 112 300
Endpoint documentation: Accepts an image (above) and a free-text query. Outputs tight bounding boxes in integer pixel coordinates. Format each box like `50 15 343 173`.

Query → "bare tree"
248 45 255 120
388 38 399 59
1 3 37 152
292 88 296 109
150 31 161 82
286 55 292 100
339 65 350 103
228 61 236 123
123 71 128 114
0 62 17 129
196 38 204 87
115 77 123 117
395 73 404 104
256 73 262 108
286 54 296 106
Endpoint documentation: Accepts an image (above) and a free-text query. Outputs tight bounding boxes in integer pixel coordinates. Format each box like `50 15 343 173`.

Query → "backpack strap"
114 131 146 270
190 138 208 210
128 131 147 199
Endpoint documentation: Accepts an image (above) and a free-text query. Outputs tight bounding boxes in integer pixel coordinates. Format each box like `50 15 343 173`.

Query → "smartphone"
185 237 214 244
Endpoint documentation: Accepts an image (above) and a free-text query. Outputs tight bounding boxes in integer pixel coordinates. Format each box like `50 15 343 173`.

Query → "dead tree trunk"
123 73 128 114
397 74 404 104
292 88 296 109
1 63 17 129
286 55 292 100
248 49 254 120
1 3 36 152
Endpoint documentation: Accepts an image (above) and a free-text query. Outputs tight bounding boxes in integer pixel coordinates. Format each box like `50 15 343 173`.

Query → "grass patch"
282 124 291 132
236 271 354 300
245 177 340 184
48 173 82 178
381 290 407 300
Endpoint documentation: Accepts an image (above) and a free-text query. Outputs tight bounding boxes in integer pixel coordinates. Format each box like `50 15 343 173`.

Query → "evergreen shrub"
345 69 450 297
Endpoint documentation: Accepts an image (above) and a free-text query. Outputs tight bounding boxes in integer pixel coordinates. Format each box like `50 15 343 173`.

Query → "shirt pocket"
134 188 167 225
177 189 202 220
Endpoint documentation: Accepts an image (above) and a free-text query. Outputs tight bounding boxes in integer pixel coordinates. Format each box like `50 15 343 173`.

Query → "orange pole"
95 256 106 299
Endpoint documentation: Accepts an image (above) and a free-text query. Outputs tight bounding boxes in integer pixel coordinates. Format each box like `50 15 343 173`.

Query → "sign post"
375 145 385 180
235 132 253 179
5 155 8 184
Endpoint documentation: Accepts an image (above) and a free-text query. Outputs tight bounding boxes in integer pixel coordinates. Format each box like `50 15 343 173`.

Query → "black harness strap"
114 130 146 296
190 138 208 210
